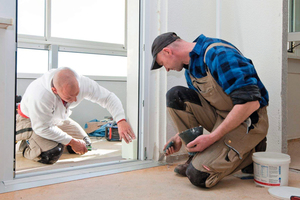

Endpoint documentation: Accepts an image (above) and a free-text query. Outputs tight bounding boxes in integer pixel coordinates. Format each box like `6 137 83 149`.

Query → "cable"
288 42 300 53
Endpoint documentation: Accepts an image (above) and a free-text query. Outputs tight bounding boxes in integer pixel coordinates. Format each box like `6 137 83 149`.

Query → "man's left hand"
186 134 215 153
117 120 136 143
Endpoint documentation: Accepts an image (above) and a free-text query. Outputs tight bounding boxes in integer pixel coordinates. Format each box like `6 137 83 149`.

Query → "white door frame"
0 0 162 194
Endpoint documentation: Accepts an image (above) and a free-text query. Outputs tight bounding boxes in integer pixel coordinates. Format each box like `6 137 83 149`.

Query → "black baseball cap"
151 32 180 70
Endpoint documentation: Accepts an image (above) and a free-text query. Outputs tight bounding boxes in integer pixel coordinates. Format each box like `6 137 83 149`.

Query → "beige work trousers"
16 114 88 161
168 99 268 188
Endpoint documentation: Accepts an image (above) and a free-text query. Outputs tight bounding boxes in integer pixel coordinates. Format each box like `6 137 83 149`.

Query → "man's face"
156 48 183 72
53 84 79 103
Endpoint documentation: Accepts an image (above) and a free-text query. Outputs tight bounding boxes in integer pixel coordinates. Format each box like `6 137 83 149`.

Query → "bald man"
16 67 135 164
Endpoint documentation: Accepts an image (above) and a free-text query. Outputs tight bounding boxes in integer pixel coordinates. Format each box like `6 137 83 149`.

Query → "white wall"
220 0 287 152
166 1 217 157
145 0 287 160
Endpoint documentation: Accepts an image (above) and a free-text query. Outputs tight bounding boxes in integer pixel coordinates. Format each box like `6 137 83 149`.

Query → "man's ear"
162 47 172 55
51 87 58 94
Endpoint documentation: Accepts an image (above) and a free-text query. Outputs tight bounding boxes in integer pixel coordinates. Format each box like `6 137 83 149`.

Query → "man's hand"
117 120 136 143
163 133 182 156
68 138 88 155
186 134 215 153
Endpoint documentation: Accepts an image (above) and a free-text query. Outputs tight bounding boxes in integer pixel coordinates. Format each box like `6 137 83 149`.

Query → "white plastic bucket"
252 152 291 187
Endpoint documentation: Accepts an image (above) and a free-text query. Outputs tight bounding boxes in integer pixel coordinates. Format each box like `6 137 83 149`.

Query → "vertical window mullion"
46 0 53 70
48 44 58 70
124 0 128 49
45 0 51 40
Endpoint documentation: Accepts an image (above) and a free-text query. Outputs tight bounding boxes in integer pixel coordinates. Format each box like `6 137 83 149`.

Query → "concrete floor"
1 163 300 200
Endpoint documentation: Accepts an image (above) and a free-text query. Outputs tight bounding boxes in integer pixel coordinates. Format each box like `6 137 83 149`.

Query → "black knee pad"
38 143 64 164
186 163 210 188
166 86 202 110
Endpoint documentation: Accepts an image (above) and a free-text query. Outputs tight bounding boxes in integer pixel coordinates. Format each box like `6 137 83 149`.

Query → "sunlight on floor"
57 149 119 163
15 137 122 173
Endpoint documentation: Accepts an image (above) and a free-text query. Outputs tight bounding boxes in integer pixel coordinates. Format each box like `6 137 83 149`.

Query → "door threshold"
1 160 163 194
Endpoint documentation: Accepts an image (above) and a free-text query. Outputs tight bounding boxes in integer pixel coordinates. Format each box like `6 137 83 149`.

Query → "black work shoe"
66 145 76 154
174 156 194 176
241 137 267 174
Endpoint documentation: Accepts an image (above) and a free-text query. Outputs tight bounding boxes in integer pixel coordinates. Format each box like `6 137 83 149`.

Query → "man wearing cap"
16 67 136 164
151 32 269 188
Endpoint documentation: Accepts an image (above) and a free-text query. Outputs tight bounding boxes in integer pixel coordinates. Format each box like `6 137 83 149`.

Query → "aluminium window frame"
0 0 159 193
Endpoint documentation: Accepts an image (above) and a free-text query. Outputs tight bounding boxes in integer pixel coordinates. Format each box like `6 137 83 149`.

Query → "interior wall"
287 58 300 140
166 0 217 156
17 78 127 127
220 0 287 152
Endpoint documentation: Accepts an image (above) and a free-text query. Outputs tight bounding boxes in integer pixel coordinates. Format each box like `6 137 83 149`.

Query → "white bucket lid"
269 186 300 199
253 152 291 164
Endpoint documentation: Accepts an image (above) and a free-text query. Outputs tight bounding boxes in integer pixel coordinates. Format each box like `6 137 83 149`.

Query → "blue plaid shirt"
185 34 268 107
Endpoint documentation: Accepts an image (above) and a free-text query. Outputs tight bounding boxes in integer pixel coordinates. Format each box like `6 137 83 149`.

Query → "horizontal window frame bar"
17 43 127 57
58 46 127 57
288 32 300 42
17 73 127 82
18 35 127 56
18 42 49 50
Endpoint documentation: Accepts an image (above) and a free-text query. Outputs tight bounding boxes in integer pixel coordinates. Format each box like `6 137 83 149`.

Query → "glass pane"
17 0 45 36
17 48 49 74
51 0 125 44
58 52 127 77
289 0 300 32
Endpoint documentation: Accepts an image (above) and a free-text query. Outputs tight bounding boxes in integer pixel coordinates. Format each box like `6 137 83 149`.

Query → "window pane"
58 52 127 77
17 48 49 74
17 0 45 36
289 0 300 32
51 0 125 44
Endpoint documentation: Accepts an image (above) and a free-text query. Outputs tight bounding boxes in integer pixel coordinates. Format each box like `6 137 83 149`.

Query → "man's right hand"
163 133 182 156
68 138 88 155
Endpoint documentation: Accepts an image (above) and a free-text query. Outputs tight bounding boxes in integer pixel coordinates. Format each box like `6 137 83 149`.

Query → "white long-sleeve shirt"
20 68 125 145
